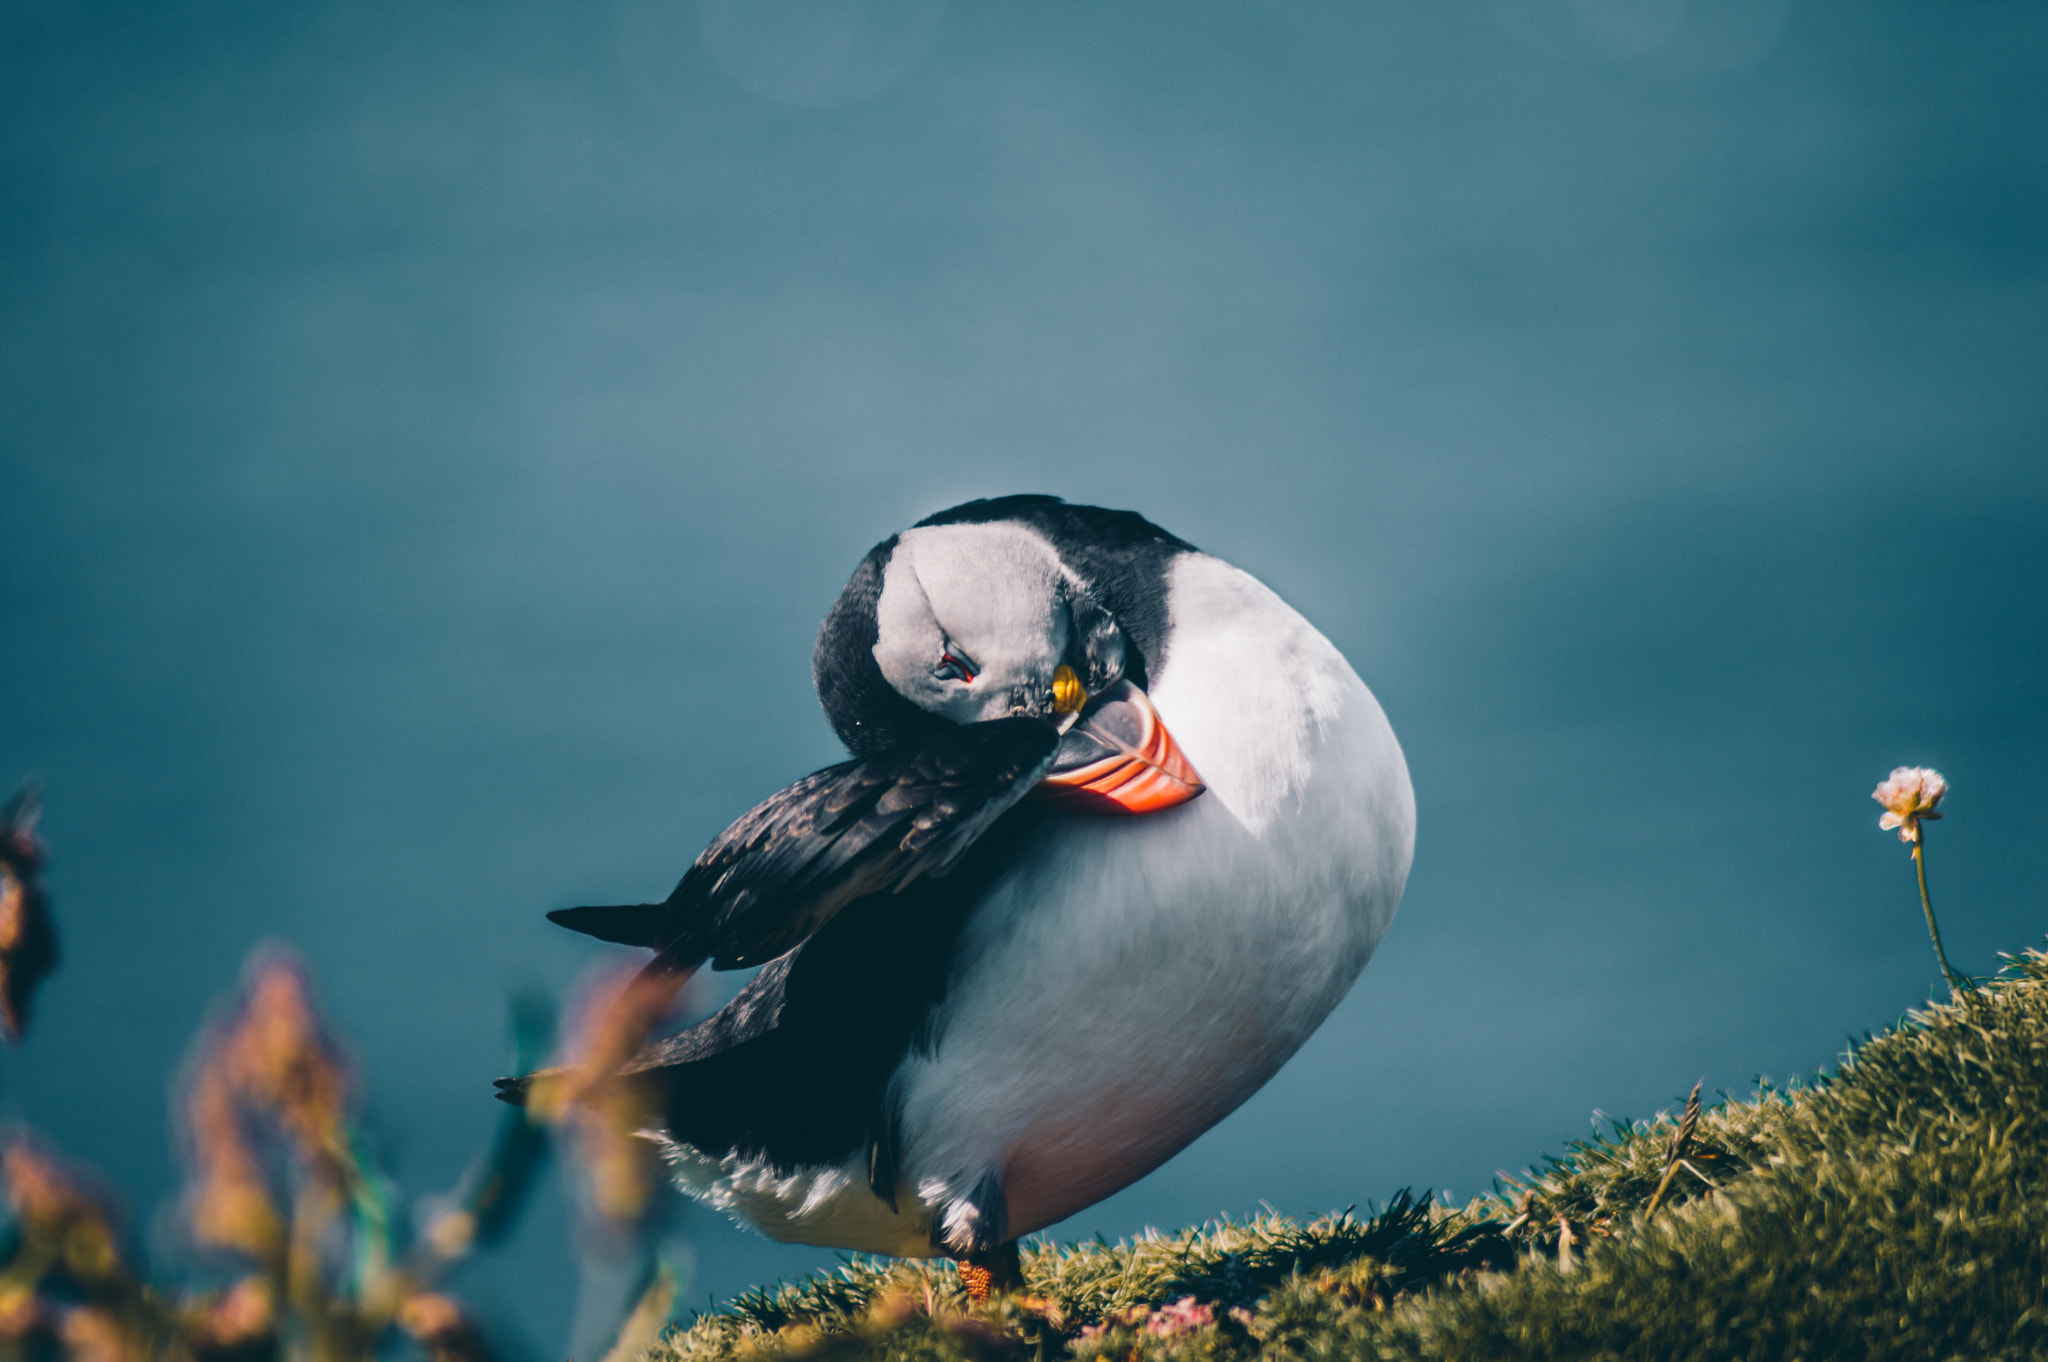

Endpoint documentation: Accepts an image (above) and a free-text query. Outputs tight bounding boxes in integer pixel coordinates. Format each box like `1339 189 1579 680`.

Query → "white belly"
660 554 1415 1255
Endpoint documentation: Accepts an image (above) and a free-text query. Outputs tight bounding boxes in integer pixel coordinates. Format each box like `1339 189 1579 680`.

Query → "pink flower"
1145 1297 1215 1337
1077 1298 1215 1343
1873 767 1948 844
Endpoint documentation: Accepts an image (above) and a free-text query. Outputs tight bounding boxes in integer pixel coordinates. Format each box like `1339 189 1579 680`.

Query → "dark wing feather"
551 718 1060 970
545 902 667 947
613 803 1048 1174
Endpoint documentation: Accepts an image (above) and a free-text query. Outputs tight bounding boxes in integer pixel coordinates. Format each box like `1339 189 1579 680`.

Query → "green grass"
647 948 2048 1362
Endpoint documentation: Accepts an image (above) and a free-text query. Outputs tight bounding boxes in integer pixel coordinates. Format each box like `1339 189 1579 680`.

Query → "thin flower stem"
1914 832 1968 1000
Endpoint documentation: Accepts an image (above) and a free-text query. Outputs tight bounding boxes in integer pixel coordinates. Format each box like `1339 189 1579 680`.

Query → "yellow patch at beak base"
1052 665 1088 715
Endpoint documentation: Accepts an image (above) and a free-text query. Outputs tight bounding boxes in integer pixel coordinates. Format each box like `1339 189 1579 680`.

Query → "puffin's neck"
1145 552 1362 837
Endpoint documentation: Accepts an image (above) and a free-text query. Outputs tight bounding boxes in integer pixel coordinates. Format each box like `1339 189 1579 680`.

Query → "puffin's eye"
935 648 977 684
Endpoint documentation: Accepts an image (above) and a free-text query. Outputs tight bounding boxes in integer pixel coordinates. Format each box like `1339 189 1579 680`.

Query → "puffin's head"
815 512 1204 815
870 522 1120 727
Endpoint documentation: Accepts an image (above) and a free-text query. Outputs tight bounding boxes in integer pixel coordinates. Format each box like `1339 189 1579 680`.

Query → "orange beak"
1033 680 1206 816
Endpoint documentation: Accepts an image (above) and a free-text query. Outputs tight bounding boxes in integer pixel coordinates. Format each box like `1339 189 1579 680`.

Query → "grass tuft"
647 945 2048 1361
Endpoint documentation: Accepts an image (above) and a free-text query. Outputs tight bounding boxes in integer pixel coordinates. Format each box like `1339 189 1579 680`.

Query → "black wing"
547 717 1060 969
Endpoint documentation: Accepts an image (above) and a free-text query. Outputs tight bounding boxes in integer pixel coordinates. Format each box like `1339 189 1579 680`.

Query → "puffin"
507 495 1414 1288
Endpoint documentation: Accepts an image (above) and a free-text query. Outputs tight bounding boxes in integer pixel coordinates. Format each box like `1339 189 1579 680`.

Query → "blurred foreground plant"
0 782 57 1043
0 949 551 1361
0 780 641 1360
519 961 701 1359
526 961 692 1229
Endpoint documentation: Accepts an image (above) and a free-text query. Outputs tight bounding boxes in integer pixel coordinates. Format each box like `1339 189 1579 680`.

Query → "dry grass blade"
1641 1077 1703 1218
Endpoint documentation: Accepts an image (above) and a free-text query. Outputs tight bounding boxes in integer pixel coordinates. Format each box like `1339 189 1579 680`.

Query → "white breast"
657 553 1415 1255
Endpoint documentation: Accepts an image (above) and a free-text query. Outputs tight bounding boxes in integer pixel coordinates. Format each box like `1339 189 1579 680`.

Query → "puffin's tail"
546 902 665 948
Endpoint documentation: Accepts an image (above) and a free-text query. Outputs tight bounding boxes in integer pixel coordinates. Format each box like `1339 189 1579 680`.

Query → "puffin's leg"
957 1241 1023 1304
941 1168 1017 1303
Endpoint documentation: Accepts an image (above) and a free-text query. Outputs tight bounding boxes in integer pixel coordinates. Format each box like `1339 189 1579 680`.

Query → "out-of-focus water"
3 1 2044 1353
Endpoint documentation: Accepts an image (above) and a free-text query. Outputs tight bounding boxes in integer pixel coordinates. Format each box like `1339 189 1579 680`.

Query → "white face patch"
873 523 1074 724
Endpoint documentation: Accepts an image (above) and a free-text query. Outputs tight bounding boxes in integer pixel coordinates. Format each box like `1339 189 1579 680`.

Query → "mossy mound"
647 947 2048 1362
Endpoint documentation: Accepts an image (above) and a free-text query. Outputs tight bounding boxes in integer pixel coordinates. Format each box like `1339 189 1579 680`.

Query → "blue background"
3 1 2044 1354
